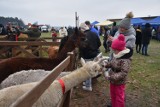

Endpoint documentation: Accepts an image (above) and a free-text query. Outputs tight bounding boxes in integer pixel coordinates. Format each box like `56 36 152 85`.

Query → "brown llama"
47 46 59 59
0 28 85 83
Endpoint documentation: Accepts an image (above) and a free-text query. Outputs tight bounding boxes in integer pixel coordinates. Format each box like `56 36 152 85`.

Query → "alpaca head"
48 46 59 59
82 61 101 77
80 57 101 77
80 53 110 77
69 27 86 48
58 27 86 55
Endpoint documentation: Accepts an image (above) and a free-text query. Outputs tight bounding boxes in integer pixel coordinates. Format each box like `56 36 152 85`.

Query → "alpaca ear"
97 52 102 58
80 58 86 66
74 27 79 35
70 27 79 41
94 52 102 61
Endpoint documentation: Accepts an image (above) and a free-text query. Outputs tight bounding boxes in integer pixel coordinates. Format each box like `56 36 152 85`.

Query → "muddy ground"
70 76 159 107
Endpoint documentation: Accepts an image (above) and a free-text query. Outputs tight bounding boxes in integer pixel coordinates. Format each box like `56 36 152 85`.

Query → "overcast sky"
0 0 160 26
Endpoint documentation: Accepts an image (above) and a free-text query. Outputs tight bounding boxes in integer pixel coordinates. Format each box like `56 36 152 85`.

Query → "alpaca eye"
81 37 85 41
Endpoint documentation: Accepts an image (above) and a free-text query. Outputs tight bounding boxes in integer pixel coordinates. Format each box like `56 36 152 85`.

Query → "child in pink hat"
104 34 132 107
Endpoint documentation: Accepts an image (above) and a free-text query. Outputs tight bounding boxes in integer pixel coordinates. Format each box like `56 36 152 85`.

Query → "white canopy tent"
95 20 113 26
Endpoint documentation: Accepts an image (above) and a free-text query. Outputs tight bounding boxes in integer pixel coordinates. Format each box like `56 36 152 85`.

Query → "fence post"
66 52 74 71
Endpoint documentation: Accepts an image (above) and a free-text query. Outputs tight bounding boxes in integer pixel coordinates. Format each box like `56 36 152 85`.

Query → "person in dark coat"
135 25 142 53
110 22 118 37
79 23 101 59
142 23 152 56
21 24 41 56
85 21 99 37
6 24 20 41
21 24 41 40
103 26 110 53
157 26 160 41
0 24 7 35
79 22 101 91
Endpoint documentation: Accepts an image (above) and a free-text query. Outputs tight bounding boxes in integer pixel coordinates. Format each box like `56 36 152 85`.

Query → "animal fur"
0 28 85 83
0 69 70 89
48 46 59 59
0 60 101 107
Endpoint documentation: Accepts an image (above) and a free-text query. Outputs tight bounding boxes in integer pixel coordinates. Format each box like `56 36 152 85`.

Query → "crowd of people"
78 11 155 107
135 23 152 56
0 22 42 41
74 12 135 107
0 22 42 57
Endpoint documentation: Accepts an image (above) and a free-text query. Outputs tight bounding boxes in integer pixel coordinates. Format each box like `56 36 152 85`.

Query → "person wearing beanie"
108 12 136 56
105 12 136 107
104 34 132 107
141 23 152 56
79 23 90 32
79 22 101 91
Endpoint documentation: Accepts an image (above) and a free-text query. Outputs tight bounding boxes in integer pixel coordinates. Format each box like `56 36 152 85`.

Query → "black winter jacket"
79 30 101 59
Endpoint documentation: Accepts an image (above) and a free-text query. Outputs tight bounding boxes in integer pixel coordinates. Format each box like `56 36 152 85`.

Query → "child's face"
119 27 127 33
112 49 120 54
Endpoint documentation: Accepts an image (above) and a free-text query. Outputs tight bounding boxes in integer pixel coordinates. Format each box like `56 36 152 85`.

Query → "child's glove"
104 71 110 80
101 59 108 72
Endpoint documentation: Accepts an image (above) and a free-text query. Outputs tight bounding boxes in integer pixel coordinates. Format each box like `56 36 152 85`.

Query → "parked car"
40 25 48 32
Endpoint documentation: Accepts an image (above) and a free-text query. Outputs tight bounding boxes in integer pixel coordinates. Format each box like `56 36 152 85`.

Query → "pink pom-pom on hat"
111 34 126 51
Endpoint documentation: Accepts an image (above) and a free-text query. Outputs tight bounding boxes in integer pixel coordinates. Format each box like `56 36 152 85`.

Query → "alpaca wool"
0 60 102 107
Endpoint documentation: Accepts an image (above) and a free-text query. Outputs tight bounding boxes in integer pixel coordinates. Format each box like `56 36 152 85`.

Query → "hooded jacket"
105 48 132 85
79 30 101 59
21 27 41 39
114 27 136 49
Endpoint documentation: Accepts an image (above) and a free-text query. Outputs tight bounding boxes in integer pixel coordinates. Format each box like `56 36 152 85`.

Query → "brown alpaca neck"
56 39 76 60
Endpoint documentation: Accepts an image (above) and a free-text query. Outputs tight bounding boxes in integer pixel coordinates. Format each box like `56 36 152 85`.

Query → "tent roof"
147 16 160 24
91 21 99 25
131 18 146 25
95 20 113 26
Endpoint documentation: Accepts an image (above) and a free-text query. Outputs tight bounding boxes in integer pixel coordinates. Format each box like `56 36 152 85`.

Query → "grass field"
41 32 160 106
126 40 160 106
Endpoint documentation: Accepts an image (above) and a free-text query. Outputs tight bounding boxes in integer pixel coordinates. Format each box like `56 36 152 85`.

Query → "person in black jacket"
6 23 20 41
21 24 41 56
142 23 152 56
79 22 101 91
0 24 7 35
135 25 142 53
110 22 118 37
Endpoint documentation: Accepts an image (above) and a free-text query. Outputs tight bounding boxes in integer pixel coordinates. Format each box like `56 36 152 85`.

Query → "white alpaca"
1 69 70 89
0 59 102 107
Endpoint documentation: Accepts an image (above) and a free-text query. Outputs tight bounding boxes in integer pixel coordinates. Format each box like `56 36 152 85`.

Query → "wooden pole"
75 12 79 28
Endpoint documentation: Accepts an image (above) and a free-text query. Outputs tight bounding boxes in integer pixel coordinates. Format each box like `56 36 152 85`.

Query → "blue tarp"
147 16 160 25
131 18 146 25
91 21 99 25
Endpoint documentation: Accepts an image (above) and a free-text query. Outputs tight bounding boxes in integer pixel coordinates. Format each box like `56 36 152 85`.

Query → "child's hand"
104 71 110 80
105 76 110 80
101 60 108 72
108 35 113 42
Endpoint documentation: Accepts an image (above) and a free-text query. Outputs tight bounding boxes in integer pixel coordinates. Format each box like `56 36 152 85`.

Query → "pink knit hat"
111 34 126 51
